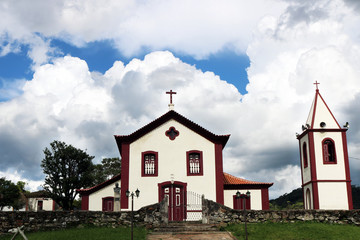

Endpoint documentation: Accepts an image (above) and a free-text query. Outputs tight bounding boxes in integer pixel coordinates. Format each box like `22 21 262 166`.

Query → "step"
152 222 220 233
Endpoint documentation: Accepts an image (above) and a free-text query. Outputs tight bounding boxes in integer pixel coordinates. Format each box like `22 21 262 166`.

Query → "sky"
1 0 360 199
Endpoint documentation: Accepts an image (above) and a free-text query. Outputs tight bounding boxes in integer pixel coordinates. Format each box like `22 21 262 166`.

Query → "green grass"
2 222 360 240
0 226 147 240
226 222 360 240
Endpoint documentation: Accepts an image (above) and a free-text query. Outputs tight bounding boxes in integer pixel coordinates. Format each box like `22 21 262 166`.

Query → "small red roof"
223 172 273 188
77 174 121 195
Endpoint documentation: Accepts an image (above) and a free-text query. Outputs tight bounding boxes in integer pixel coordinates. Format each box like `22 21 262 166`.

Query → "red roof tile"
223 172 273 186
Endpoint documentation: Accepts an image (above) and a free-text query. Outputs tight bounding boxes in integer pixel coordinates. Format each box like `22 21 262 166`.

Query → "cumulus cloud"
0 0 287 63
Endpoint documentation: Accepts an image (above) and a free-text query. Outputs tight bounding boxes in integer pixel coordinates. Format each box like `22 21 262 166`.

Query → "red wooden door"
102 197 114 211
161 185 185 221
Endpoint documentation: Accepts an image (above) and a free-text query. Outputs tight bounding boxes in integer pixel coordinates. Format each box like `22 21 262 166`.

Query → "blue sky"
1 0 360 200
0 39 250 102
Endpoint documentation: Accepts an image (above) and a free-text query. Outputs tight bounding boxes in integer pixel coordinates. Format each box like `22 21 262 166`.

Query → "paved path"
147 231 237 240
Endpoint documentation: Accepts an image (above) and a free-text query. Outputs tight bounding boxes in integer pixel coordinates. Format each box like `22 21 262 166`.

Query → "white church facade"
297 85 353 210
77 96 273 219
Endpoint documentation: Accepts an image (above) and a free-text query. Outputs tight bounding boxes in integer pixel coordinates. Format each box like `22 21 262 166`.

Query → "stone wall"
2 198 360 234
202 198 360 226
0 199 168 234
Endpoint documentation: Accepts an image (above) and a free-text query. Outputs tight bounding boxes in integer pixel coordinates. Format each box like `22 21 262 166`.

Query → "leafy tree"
16 181 27 193
0 178 20 210
92 157 121 185
41 140 95 210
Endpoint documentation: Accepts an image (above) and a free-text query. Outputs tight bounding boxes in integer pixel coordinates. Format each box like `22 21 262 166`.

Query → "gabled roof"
306 89 341 129
223 172 273 189
114 110 230 155
76 174 121 195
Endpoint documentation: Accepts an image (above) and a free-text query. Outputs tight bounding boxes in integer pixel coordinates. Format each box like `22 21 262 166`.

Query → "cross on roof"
166 90 177 104
313 81 320 90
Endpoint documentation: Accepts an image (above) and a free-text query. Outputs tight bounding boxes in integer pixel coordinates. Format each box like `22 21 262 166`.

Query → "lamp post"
113 183 121 212
126 189 140 240
236 190 251 240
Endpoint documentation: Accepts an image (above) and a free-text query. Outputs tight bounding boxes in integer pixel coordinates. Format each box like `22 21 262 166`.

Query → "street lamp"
126 189 140 240
236 190 251 240
113 183 121 212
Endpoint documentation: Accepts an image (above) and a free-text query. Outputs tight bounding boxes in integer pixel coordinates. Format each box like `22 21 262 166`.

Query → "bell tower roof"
305 88 341 130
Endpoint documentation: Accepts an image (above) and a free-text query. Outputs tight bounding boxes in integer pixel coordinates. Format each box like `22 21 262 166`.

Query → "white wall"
126 119 217 211
313 132 346 180
27 198 53 211
299 135 311 184
88 180 121 211
223 189 262 210
318 182 349 210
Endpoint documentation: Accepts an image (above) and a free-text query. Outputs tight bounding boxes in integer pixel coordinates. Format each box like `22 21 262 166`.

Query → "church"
297 83 353 210
77 90 273 220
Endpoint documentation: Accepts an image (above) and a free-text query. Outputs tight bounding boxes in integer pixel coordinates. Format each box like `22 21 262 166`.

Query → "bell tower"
297 83 353 210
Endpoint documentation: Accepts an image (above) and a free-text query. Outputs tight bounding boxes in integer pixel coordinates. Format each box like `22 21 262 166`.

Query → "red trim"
215 144 224 204
165 126 179 140
121 143 130 209
115 110 230 150
342 132 353 209
81 195 89 210
322 138 337 164
186 150 203 176
158 181 187 202
76 174 121 195
52 200 55 211
302 179 351 186
141 151 158 177
310 90 318 129
310 90 341 129
261 188 269 210
316 91 341 129
297 128 347 140
308 132 319 209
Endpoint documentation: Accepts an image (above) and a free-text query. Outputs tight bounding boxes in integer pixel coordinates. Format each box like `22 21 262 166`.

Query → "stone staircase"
151 222 221 233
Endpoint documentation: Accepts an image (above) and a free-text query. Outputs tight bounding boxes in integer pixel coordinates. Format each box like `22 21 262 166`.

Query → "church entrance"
158 181 187 221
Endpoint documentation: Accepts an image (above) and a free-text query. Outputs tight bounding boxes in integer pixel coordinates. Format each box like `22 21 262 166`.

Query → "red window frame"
141 151 158 177
303 142 308 168
322 138 337 164
186 150 203 176
233 194 251 210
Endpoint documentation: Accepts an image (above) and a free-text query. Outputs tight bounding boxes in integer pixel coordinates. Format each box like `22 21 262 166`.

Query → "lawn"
226 222 360 240
1 222 360 240
0 226 147 240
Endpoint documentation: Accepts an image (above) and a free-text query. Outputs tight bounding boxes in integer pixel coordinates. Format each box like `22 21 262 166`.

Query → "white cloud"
0 0 287 63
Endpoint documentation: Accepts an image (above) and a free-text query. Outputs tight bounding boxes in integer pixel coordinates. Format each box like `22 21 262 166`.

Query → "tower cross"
313 81 320 90
166 90 177 104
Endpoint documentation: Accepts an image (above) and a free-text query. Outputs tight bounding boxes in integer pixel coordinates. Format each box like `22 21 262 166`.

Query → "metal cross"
313 81 320 90
166 90 177 104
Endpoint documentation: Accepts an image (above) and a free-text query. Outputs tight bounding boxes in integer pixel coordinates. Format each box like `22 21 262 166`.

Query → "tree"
0 178 20 210
92 157 121 185
41 140 95 210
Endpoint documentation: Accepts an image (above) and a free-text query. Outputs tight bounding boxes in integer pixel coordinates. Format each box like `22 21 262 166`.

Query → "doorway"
159 181 187 221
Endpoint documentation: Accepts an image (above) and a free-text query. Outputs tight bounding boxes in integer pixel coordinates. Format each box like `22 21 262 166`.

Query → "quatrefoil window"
165 126 179 140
